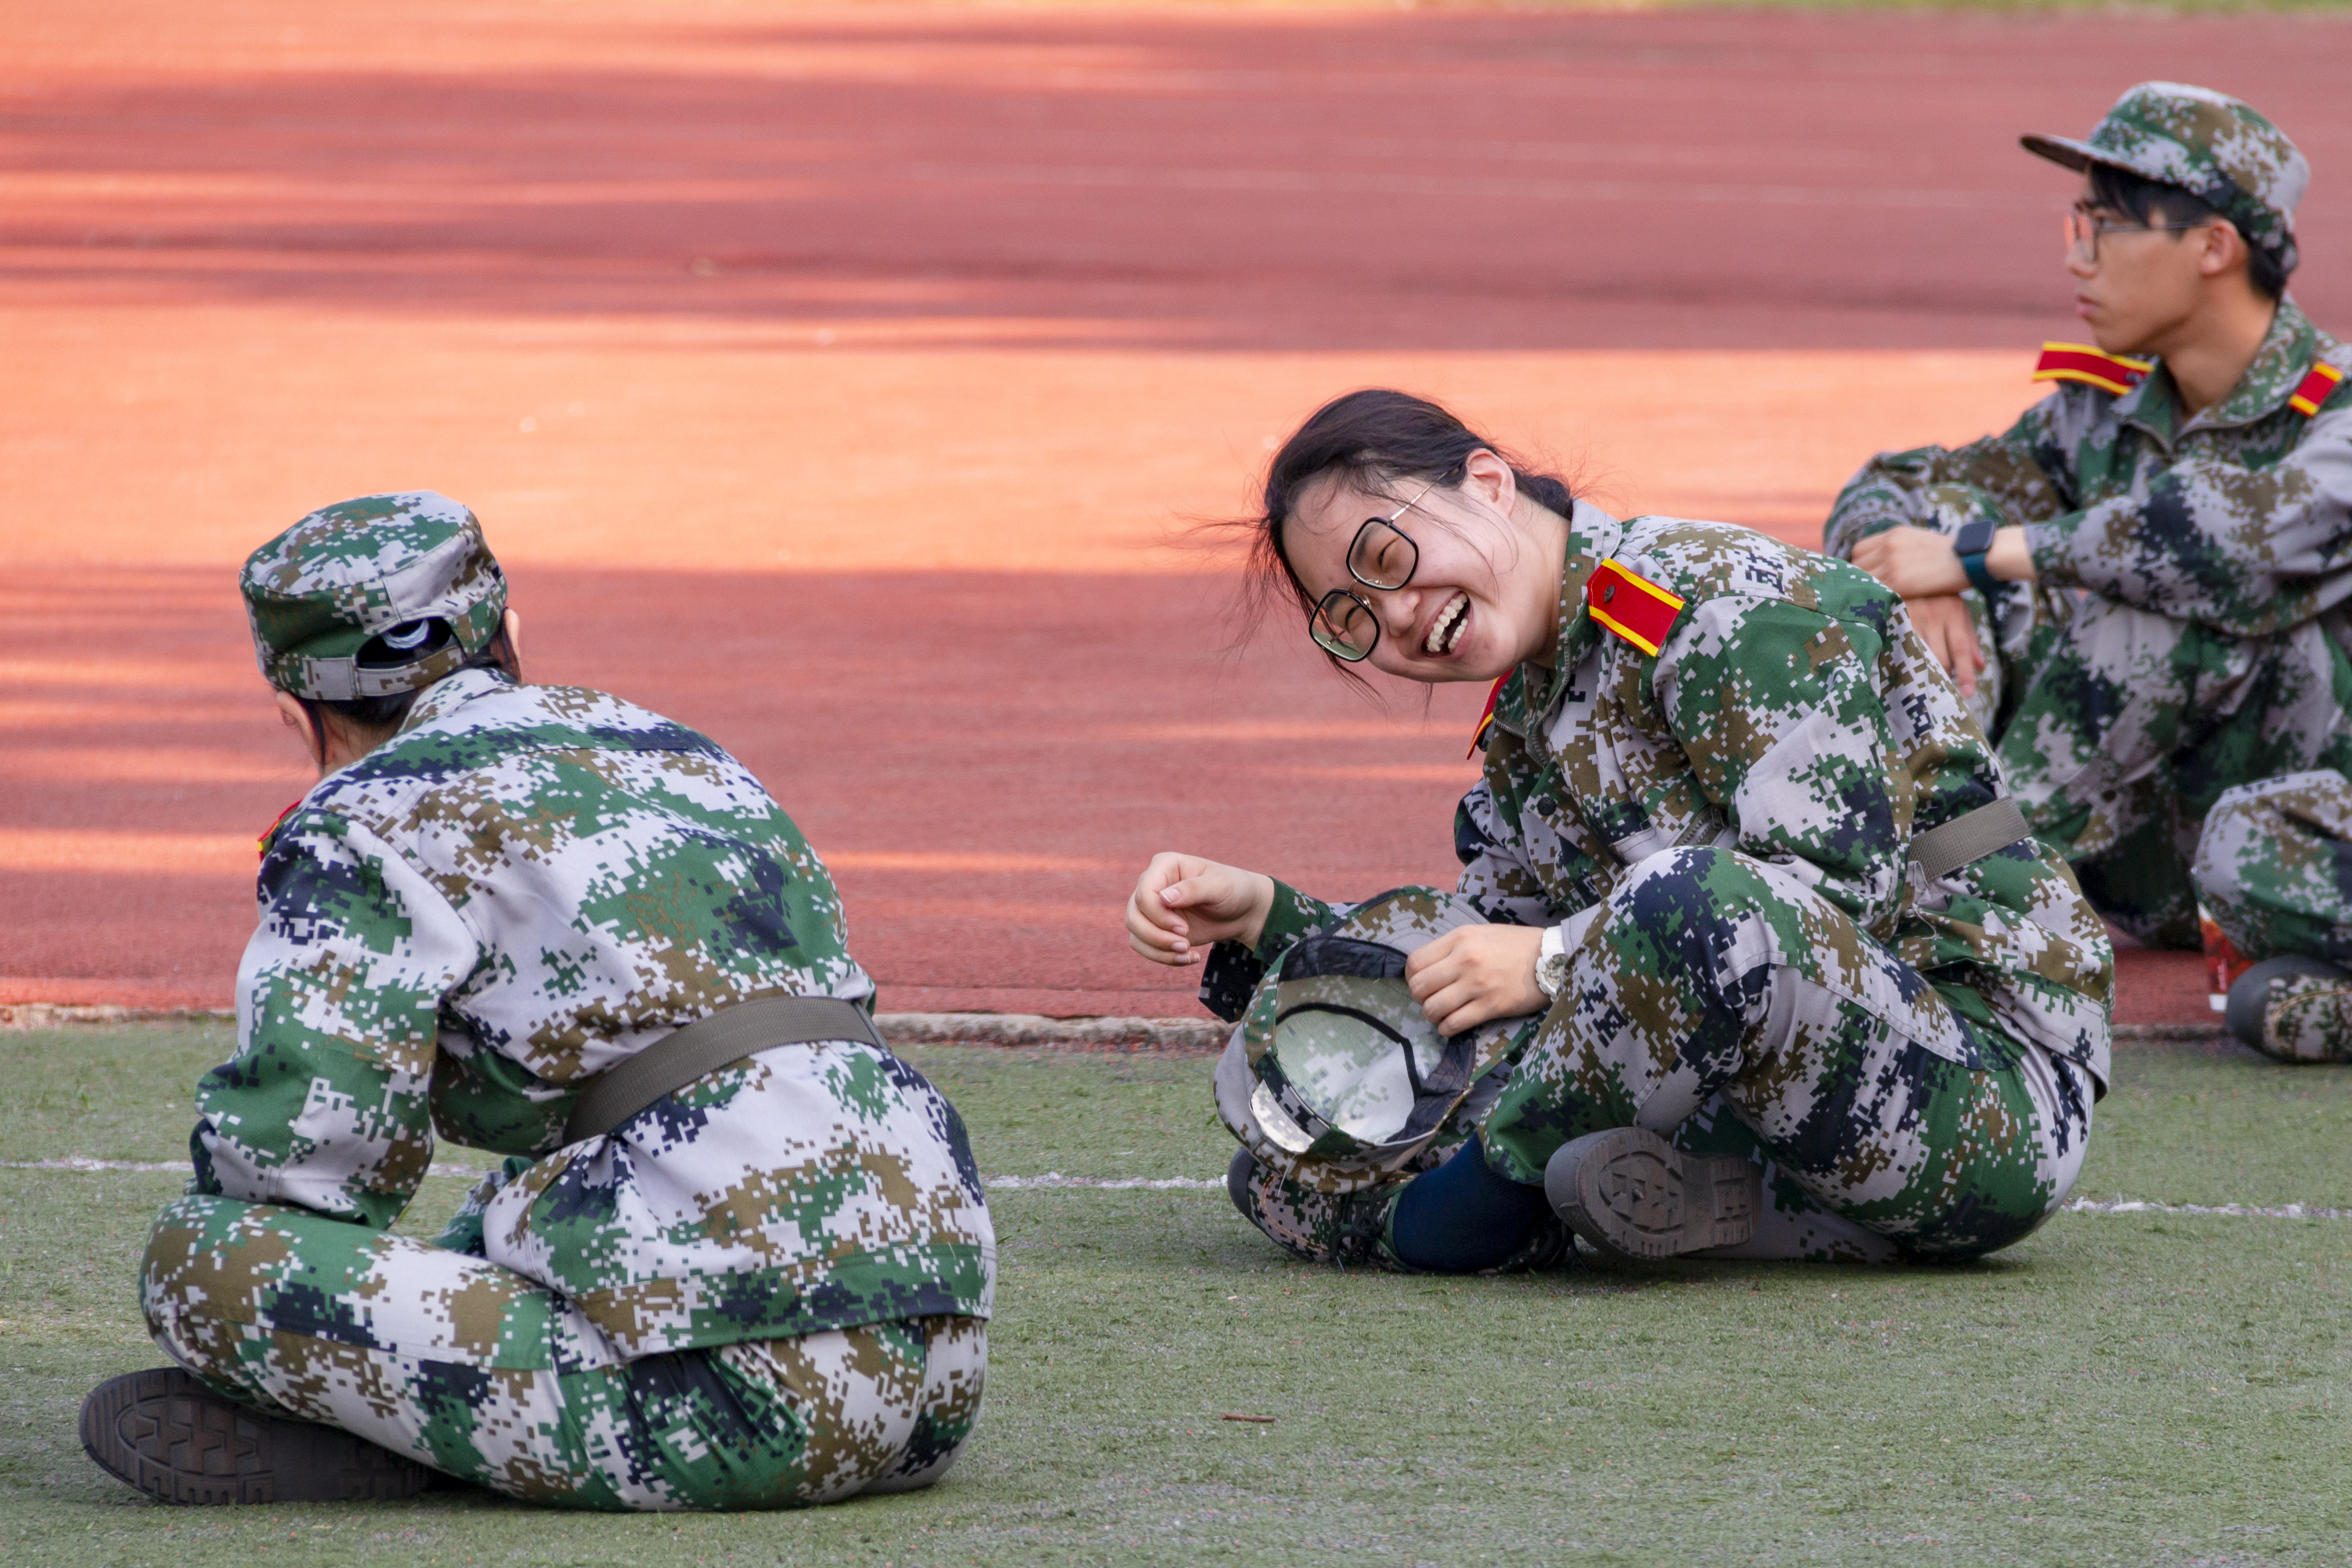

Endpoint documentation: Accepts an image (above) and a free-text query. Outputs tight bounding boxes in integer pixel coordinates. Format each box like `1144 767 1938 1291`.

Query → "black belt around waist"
564 995 884 1144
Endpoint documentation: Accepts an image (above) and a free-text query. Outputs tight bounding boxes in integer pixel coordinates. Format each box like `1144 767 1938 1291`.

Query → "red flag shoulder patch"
1587 560 1685 658
1466 673 1510 760
2032 342 2152 397
2289 361 2346 418
257 798 303 861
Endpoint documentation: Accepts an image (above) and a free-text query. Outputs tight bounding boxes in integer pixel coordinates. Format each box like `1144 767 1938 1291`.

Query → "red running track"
10 1 2334 1024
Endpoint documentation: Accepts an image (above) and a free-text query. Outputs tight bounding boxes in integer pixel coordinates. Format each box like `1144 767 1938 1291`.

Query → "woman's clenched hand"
1125 853 1277 966
1404 924 1548 1036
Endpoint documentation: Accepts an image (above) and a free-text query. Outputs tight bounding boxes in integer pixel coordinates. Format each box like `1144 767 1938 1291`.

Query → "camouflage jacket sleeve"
1821 398 2074 561
1654 592 1914 934
2023 400 2352 636
1451 776 1562 927
1199 881 1353 1022
192 809 484 1228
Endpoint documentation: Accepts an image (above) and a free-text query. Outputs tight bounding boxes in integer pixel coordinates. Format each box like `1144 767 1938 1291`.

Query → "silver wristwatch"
1535 922 1572 1001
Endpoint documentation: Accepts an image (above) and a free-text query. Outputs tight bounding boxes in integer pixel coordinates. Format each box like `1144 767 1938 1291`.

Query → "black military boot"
81 1367 437 1504
1544 1127 1761 1262
2224 955 2352 1061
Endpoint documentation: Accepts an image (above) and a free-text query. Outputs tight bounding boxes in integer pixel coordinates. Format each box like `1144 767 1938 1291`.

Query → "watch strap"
1951 518 2002 596
1536 923 1570 1000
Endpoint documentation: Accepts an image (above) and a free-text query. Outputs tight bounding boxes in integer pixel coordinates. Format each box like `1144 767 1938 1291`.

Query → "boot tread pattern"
81 1368 432 1505
1547 1128 1762 1262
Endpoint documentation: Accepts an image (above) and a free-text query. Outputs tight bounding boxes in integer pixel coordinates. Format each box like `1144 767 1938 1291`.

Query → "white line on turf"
2060 1197 2352 1219
0 1158 492 1176
985 1173 1227 1190
0 1158 1224 1189
6 1161 2343 1217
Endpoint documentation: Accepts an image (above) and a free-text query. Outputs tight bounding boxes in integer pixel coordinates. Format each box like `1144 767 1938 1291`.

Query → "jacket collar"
396 666 516 736
2118 298 2319 445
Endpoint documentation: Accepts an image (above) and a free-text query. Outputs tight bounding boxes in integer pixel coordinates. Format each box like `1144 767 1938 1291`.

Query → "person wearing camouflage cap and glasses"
1125 390 2111 1274
1823 83 2352 1062
80 492 995 1510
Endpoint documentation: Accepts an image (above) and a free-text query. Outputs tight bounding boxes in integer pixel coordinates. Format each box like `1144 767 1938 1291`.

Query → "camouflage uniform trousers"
1232 1131 1574 1275
2195 769 2352 1061
1236 848 2093 1265
1946 576 2352 949
142 1194 986 1511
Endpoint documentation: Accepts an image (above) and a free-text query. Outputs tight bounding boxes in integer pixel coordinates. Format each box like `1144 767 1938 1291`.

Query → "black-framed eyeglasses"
2064 203 2210 263
1306 482 1435 662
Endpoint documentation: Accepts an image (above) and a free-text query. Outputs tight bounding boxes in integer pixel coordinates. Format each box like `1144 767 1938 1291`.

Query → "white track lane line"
7 1162 2344 1217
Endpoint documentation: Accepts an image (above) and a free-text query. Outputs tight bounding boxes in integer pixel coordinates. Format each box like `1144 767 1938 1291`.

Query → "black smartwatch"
1952 517 2003 596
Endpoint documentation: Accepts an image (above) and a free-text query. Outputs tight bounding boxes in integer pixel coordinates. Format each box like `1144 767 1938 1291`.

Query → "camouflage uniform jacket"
194 668 995 1359
1208 504 2112 1088
1824 300 2352 639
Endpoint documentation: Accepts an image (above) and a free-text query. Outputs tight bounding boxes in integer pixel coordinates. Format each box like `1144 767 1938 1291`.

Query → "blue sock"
1387 1135 1551 1273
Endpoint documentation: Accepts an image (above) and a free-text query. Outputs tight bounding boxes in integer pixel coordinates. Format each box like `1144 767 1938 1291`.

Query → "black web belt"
563 995 884 1144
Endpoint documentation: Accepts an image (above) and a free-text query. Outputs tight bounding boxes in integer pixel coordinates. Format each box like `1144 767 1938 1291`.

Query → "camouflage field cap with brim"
2023 81 2308 275
1212 888 1536 1194
242 491 508 700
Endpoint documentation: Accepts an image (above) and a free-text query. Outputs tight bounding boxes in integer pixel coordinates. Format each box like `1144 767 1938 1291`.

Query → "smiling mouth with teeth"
1423 592 1471 656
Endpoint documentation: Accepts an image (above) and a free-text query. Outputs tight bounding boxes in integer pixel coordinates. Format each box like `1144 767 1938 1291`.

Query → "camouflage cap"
241 491 508 700
1214 888 1531 1192
2024 82 2307 274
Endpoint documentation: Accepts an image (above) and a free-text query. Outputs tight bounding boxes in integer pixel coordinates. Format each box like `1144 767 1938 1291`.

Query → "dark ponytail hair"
1242 389 1575 672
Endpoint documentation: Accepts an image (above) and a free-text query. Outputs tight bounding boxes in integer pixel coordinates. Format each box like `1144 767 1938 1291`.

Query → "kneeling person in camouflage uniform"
1126 392 2112 1270
1821 84 2352 1060
82 494 994 1509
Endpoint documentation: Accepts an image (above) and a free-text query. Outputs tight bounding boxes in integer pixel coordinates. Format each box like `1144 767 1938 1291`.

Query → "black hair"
296 617 520 757
2087 161 2288 301
1242 389 1576 674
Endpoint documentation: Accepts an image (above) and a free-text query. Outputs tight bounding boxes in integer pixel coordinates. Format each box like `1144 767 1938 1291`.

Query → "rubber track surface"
9 1 2338 1023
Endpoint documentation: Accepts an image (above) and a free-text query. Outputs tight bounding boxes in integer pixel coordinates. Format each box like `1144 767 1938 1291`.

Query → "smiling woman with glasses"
1121 387 2112 1277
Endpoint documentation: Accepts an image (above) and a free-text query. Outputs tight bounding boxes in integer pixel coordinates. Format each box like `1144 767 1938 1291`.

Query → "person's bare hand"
1904 594 1985 698
1850 526 1968 599
1124 853 1276 967
1403 924 1547 1036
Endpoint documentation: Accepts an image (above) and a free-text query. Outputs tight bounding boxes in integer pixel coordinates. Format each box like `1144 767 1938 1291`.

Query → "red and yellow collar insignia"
2289 360 2346 418
1586 559 1686 658
1466 673 1510 759
2032 342 2152 397
257 798 302 860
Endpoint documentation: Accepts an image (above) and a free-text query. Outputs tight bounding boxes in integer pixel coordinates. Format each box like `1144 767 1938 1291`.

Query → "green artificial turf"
2 1024 2347 1566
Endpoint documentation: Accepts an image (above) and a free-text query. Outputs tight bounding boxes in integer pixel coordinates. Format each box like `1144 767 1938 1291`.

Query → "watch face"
1538 953 1572 999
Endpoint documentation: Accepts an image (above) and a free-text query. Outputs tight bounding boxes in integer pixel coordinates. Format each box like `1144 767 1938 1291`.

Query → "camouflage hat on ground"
1212 888 1533 1193
241 491 507 700
2023 82 2307 274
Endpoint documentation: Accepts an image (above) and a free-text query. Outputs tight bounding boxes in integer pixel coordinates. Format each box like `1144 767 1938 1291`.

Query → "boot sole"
81 1367 435 1505
1544 1127 1760 1262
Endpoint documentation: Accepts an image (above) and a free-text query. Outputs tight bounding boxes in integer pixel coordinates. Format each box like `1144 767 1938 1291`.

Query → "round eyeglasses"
1307 482 1435 662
